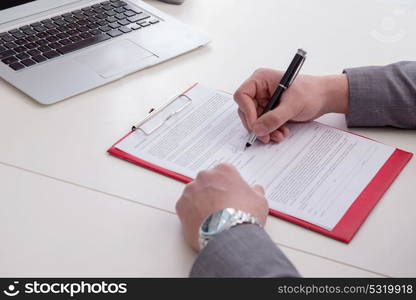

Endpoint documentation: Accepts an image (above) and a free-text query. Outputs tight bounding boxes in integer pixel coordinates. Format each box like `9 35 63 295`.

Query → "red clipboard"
108 85 413 243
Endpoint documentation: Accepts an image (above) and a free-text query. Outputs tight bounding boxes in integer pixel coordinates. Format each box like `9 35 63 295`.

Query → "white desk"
1 0 415 277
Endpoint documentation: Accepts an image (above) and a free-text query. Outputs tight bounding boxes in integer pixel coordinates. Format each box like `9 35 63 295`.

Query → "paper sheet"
116 84 395 230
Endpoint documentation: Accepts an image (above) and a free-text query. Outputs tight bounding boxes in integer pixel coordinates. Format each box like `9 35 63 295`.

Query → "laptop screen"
0 0 37 10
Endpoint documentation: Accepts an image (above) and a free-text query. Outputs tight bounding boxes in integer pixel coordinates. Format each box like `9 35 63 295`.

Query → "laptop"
0 0 210 104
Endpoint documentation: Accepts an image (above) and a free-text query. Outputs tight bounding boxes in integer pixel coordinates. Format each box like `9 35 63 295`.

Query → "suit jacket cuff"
190 224 300 278
344 62 416 128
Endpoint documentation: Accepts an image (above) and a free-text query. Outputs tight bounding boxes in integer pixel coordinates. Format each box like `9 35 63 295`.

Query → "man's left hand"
176 163 269 251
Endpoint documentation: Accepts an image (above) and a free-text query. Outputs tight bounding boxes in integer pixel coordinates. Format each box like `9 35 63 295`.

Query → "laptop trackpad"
74 39 156 78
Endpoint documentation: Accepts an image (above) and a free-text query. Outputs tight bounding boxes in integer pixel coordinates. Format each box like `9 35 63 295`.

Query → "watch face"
201 209 233 236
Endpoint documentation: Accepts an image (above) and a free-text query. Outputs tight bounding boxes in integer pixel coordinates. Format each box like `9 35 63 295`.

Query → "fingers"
269 125 289 142
252 184 265 195
195 163 241 183
235 69 286 134
213 163 240 177
238 109 249 131
234 85 258 131
253 101 295 137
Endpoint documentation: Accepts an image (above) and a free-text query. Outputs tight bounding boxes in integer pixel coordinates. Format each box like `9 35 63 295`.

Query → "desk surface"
1 0 415 277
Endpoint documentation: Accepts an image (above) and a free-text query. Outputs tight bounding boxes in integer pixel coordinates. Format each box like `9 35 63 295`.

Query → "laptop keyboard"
0 0 160 71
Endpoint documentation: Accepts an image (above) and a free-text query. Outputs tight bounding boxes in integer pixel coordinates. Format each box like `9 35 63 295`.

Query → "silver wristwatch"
198 208 261 250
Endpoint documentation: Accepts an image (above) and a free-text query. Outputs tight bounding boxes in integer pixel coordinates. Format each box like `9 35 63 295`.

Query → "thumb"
252 184 265 195
253 102 295 136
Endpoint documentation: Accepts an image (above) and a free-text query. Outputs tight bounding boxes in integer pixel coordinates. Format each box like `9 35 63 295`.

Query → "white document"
116 84 395 230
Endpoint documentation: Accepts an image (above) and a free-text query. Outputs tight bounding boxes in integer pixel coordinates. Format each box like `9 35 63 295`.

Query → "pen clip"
288 56 305 88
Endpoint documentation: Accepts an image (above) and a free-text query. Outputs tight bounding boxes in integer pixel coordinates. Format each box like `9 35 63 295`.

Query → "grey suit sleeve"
344 61 416 128
190 224 300 278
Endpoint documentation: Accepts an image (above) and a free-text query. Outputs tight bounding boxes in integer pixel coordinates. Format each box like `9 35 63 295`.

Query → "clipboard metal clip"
131 94 192 135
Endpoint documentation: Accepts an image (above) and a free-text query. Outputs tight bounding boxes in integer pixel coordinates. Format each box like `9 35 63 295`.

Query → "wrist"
321 74 349 114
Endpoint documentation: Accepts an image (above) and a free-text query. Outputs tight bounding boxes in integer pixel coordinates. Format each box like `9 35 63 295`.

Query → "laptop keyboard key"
5 42 18 49
106 16 118 23
76 19 89 26
38 45 52 52
115 7 126 13
109 22 121 29
102 5 113 11
67 29 79 36
14 46 27 53
118 19 130 26
138 21 151 27
119 26 132 33
47 29 60 35
28 49 41 56
54 19 68 26
49 42 62 49
124 10 136 17
94 7 106 14
44 23 57 29
22 28 37 35
89 29 101 36
112 1 127 8
36 40 49 46
83 10 96 17
107 29 123 37
16 52 30 60
115 13 126 20
1 35 15 42
46 36 59 42
136 14 150 21
69 35 82 42
73 13 86 20
96 20 108 26
30 21 42 27
57 32 69 39
21 58 36 66
96 13 108 19
0 49 17 59
87 16 99 23
15 38 27 45
59 39 72 45
99 25 112 32
25 42 38 49
43 50 60 59
127 15 142 23
33 25 48 32
105 10 117 16
32 55 47 63
2 56 18 64
9 62 25 70
127 23 141 30
36 32 48 39
87 22 100 29
25 36 39 42
64 16 77 23
11 31 26 39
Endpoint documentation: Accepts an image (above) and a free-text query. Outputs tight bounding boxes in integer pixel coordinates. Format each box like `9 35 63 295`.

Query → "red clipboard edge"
108 145 192 183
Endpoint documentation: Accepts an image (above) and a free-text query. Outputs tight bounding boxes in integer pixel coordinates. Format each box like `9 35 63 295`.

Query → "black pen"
244 48 307 150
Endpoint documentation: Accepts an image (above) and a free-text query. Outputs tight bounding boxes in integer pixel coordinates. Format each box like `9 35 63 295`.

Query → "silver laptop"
0 0 210 104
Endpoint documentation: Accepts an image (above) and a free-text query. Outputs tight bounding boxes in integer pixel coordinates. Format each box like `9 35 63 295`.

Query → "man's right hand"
234 68 349 143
